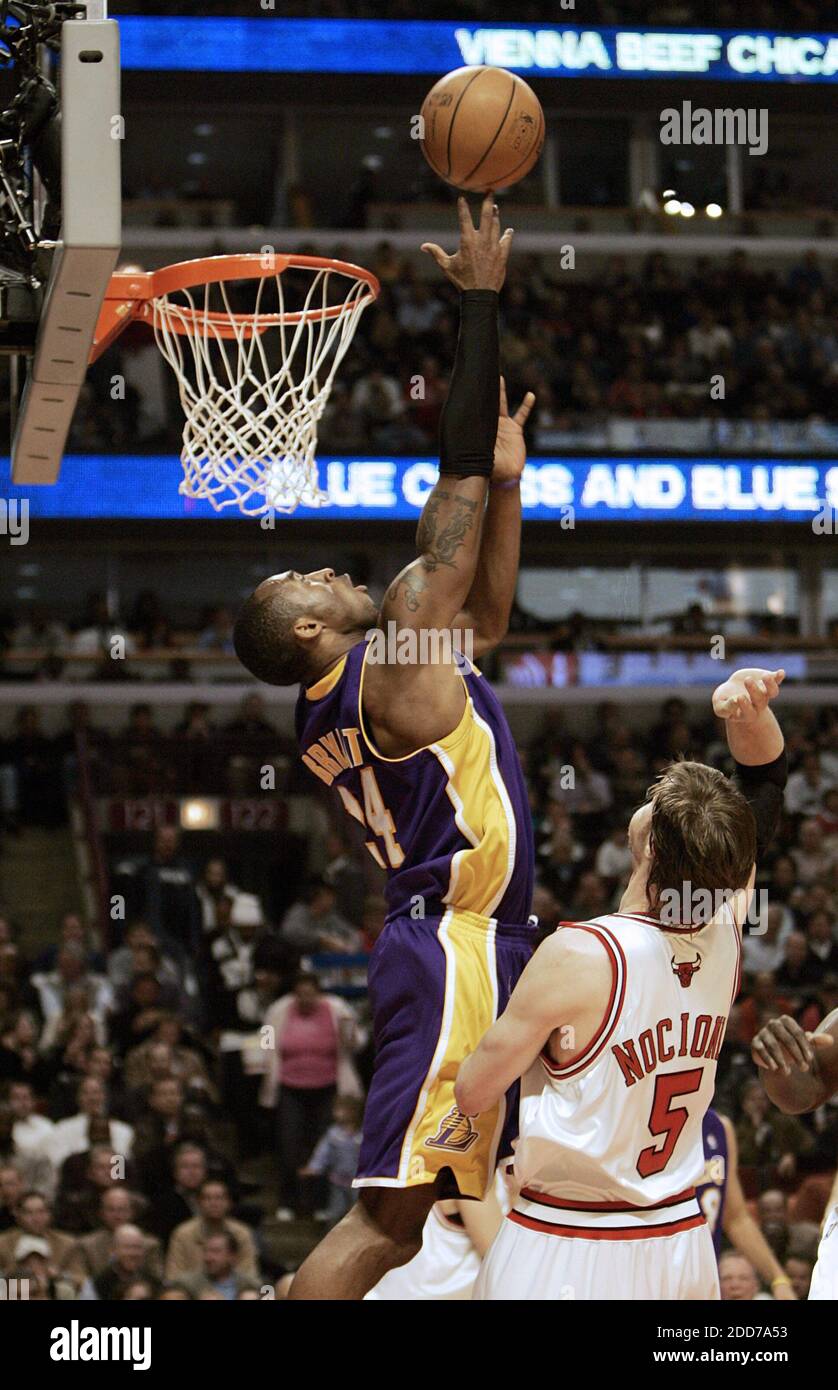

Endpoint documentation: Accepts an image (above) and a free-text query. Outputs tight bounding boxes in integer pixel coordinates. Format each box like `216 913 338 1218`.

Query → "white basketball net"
150 264 374 516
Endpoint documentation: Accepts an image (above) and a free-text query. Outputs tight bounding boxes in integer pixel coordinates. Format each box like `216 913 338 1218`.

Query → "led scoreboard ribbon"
116 18 838 82
5 457 838 523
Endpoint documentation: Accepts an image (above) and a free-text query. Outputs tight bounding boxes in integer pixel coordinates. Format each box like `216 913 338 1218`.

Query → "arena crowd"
73 249 838 456
0 693 836 1298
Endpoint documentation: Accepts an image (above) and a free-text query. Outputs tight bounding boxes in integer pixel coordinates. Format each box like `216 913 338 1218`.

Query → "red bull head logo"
672 953 702 988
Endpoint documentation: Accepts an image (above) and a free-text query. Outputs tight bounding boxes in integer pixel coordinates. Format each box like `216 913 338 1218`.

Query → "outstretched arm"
712 668 785 767
384 474 487 630
622 667 786 921
362 196 512 756
380 194 512 637
712 667 787 925
455 378 534 657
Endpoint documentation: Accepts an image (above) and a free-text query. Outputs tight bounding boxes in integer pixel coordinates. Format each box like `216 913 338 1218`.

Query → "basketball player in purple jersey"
699 1107 795 1297
234 194 536 1299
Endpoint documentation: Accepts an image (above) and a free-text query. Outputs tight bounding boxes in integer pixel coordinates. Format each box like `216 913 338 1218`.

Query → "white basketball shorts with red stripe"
473 1187 720 1301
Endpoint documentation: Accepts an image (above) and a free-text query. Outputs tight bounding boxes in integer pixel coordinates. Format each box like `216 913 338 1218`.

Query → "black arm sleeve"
438 289 499 477
731 748 788 861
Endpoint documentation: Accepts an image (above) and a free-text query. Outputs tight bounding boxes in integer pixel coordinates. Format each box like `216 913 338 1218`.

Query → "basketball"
420 65 544 193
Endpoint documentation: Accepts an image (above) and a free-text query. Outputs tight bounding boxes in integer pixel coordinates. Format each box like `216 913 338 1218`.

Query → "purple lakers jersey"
697 1107 728 1257
296 640 534 925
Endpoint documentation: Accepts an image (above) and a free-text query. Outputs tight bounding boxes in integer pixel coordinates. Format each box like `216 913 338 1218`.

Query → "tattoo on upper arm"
386 569 428 612
386 489 479 615
416 490 478 571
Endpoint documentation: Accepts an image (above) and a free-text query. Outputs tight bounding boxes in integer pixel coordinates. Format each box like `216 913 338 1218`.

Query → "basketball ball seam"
421 140 449 184
486 101 545 190
460 71 518 187
445 66 489 181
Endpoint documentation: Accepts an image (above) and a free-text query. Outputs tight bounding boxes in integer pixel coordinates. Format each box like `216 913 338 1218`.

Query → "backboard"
5 1 121 485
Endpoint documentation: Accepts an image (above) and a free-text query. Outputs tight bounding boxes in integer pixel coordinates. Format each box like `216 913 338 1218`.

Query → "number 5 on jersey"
637 1069 703 1178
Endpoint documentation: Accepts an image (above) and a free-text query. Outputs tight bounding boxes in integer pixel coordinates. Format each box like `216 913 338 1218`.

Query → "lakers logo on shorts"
425 1106 480 1153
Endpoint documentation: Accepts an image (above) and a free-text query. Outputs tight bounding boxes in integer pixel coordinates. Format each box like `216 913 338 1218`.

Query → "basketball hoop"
91 253 380 516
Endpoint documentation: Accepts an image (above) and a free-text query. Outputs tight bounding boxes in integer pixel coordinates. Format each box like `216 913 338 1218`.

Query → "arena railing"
1 644 837 707
535 419 838 456
119 224 838 264
3 636 838 666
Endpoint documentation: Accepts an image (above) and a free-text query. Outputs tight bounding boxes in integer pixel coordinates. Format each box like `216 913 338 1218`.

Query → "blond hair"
646 761 756 911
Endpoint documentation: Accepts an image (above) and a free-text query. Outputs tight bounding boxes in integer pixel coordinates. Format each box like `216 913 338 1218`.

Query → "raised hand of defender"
712 668 785 723
492 376 536 484
421 192 513 292
751 1014 834 1074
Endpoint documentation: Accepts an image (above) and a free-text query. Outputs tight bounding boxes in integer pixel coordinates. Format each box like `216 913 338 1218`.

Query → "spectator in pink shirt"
260 974 361 1221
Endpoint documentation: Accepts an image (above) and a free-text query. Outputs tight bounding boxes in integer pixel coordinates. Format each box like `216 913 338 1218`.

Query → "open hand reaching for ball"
421 192 513 293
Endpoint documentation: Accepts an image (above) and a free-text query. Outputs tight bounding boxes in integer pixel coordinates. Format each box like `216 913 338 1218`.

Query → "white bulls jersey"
475 909 740 1299
514 909 741 1215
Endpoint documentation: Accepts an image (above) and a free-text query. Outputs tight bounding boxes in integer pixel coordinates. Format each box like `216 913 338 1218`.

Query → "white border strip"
396 908 456 1184
515 1191 700 1231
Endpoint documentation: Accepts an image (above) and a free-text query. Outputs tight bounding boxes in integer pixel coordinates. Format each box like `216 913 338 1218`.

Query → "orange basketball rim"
90 252 380 358
89 252 380 517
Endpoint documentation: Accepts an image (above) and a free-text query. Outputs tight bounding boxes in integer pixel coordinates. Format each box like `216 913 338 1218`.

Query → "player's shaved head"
234 569 377 687
234 577 310 686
